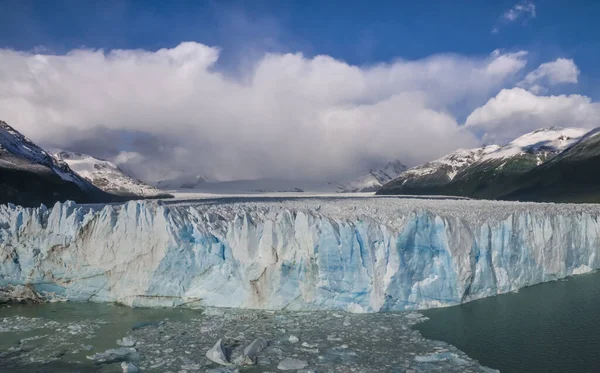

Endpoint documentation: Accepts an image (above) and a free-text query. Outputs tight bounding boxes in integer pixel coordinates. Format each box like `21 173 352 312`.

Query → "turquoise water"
416 270 600 373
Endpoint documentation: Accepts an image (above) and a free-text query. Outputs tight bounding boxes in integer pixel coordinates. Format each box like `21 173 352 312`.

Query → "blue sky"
1 0 600 181
2 0 598 82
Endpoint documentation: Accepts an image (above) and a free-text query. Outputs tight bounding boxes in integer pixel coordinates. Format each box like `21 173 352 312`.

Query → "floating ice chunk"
117 336 137 347
131 321 163 330
277 357 309 370
121 362 140 373
19 335 48 343
233 354 254 366
243 337 269 357
572 265 593 275
206 338 230 366
204 368 240 373
346 303 367 313
87 347 140 364
288 335 299 343
414 352 459 363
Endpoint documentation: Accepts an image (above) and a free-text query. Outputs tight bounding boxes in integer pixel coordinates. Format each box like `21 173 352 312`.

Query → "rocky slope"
0 120 122 207
500 128 600 202
378 127 588 200
55 151 172 199
333 160 407 192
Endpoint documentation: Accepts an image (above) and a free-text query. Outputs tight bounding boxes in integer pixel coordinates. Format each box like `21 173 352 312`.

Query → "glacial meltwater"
0 302 496 373
416 270 600 373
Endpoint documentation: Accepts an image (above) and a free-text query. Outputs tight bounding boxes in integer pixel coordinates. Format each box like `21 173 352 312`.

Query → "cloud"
493 1 536 33
0 43 530 182
518 58 579 93
465 88 600 144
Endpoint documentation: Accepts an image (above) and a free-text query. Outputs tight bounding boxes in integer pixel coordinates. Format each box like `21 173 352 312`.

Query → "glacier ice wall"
1 197 599 312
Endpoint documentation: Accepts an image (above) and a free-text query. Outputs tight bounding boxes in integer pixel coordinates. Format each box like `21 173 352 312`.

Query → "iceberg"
1 197 599 311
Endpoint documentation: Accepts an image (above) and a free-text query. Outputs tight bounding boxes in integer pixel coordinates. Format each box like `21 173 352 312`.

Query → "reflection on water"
417 270 600 373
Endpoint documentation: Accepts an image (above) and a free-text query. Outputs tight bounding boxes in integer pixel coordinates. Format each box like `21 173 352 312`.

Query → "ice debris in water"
0 303 500 372
206 338 230 366
288 335 299 343
117 336 137 347
244 337 270 357
87 347 140 364
121 361 140 373
277 357 309 370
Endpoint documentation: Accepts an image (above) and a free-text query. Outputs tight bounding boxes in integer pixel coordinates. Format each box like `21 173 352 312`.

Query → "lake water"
4 271 599 372
416 270 600 373
0 302 493 372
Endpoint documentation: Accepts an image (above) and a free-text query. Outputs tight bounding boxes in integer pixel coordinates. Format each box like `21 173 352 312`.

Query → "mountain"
376 146 501 195
55 151 173 199
0 120 121 207
377 127 588 199
333 160 407 192
156 174 211 190
156 160 406 194
499 128 600 203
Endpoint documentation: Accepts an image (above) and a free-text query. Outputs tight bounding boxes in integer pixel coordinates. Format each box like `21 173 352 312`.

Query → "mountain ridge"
55 151 173 199
0 120 125 207
377 127 589 200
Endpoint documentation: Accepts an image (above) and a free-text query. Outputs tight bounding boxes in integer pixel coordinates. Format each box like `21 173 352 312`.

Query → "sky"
1 0 600 182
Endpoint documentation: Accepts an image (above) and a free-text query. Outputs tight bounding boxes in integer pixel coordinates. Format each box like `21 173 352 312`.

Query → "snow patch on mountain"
0 121 92 190
482 127 587 162
155 160 406 194
55 151 171 198
334 160 407 192
399 145 500 182
156 174 212 190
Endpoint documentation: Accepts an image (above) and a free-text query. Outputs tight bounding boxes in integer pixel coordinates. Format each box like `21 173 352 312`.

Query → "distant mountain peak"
378 126 590 199
335 159 408 193
0 120 124 206
54 150 171 198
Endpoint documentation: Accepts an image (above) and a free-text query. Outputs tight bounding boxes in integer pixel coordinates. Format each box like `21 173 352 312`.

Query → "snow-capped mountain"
378 127 588 198
156 160 407 194
156 174 211 190
0 121 93 190
501 127 600 202
333 160 407 192
0 120 118 206
379 146 501 194
55 151 172 199
480 127 587 163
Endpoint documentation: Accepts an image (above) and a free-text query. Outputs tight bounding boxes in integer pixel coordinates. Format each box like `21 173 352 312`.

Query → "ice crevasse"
0 197 599 312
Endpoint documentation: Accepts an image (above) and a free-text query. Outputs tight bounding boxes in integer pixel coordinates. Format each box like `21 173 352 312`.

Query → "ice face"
1 197 600 311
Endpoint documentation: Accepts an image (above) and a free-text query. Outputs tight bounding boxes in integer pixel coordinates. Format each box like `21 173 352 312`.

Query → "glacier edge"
1 197 599 312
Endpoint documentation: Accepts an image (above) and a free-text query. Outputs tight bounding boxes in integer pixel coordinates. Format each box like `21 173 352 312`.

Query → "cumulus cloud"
518 58 579 93
0 43 531 182
493 1 536 33
465 88 600 144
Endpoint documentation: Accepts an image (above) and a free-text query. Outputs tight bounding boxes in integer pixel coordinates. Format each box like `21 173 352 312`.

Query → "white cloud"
465 88 600 144
0 43 529 182
518 58 579 92
493 1 536 33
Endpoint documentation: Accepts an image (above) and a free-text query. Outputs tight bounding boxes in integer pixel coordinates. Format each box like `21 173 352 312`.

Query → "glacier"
1 196 599 312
